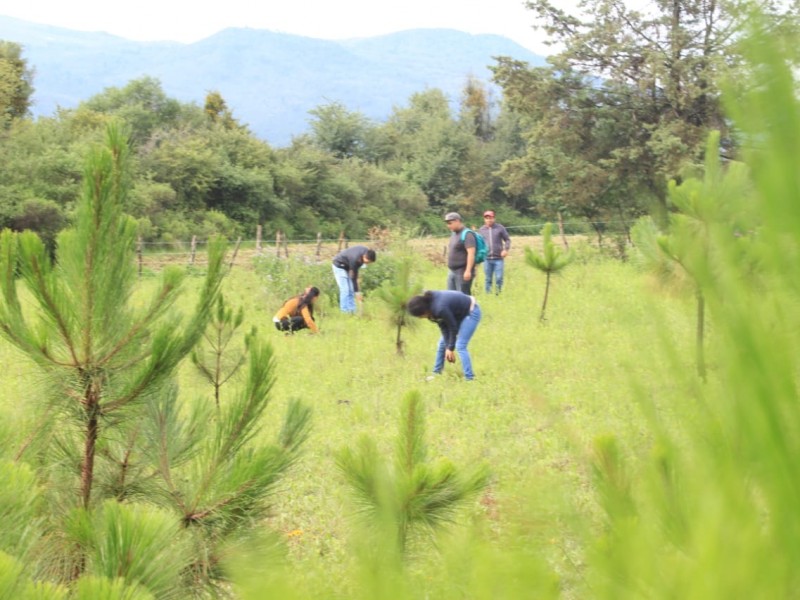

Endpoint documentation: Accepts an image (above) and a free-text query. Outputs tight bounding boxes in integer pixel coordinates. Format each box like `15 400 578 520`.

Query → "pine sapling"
336 390 489 556
631 131 754 381
145 336 311 593
524 223 573 322
191 293 255 407
0 123 226 583
375 258 422 355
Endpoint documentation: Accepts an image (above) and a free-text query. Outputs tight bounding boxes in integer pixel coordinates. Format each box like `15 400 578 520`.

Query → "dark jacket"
478 223 511 260
429 290 474 350
333 245 369 292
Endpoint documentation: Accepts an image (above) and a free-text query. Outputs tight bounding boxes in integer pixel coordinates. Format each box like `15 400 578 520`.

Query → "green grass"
0 242 705 597
28 245 694 595
0 237 776 598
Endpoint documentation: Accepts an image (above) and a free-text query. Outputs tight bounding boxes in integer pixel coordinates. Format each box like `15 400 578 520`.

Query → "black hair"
407 291 434 317
298 286 320 313
365 249 377 262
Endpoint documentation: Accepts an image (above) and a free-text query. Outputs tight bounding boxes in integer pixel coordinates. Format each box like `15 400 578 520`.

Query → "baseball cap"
444 212 462 222
483 210 496 217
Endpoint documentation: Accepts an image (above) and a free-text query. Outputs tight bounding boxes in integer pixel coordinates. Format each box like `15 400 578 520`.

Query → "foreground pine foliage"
0 125 310 598
337 391 489 556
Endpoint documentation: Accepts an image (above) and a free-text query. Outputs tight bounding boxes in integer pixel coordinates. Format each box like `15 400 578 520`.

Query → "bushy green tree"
0 41 34 127
308 101 373 160
382 89 475 211
81 77 188 144
204 90 239 130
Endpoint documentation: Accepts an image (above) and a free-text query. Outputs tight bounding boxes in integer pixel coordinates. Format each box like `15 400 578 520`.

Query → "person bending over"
331 245 376 313
273 286 320 333
407 290 481 381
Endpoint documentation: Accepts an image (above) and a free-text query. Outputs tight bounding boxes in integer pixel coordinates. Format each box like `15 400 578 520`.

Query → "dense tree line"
0 0 796 245
0 55 532 244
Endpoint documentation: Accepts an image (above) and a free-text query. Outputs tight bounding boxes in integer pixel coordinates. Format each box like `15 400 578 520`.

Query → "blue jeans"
433 303 481 380
332 265 356 313
484 259 505 293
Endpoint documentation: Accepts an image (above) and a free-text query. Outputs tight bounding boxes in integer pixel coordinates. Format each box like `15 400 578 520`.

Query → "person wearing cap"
478 210 511 294
444 212 477 295
331 245 376 314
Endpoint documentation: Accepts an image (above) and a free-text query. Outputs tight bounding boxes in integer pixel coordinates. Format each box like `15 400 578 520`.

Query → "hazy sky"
2 0 555 54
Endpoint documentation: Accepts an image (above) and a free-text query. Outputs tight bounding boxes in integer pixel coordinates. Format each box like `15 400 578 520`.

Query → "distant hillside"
0 16 547 145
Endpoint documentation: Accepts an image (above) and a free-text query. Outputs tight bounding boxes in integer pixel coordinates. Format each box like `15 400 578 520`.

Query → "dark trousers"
274 316 308 333
447 267 474 295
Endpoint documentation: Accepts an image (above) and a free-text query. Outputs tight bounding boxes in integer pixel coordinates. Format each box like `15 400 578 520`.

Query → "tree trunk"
590 222 603 247
558 211 569 250
540 272 551 322
617 205 632 245
80 391 100 509
229 237 242 269
396 322 404 356
696 290 706 381
214 325 222 408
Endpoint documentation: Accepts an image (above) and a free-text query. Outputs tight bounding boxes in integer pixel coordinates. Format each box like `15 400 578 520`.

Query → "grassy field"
0 240 703 596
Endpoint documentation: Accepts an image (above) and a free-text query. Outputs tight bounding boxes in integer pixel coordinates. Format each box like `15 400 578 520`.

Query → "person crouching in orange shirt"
273 286 320 334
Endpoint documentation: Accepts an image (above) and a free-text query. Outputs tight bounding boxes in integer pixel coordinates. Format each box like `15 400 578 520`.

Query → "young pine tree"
524 223 573 322
191 293 255 407
336 390 489 557
0 124 312 596
0 123 226 512
374 258 423 355
631 131 754 380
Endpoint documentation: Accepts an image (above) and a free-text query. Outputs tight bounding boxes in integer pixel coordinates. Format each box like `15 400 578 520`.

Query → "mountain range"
0 16 547 146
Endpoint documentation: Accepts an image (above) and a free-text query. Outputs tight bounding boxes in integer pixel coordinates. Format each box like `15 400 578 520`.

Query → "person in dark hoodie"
478 210 511 294
407 290 481 381
331 245 376 313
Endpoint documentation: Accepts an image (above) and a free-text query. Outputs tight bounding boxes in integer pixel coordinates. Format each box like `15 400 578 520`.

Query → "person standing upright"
332 245 376 314
444 212 477 295
478 210 511 294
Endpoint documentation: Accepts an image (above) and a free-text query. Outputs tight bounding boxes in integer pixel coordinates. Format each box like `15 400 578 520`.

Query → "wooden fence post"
189 235 197 265
337 230 345 252
275 231 282 258
137 235 143 277
256 224 262 254
282 232 289 258
315 232 323 260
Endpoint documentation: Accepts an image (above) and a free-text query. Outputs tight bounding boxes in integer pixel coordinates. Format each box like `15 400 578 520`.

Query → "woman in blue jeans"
407 290 481 381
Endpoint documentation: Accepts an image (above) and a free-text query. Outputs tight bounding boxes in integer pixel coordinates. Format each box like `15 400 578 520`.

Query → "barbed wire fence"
134 219 636 273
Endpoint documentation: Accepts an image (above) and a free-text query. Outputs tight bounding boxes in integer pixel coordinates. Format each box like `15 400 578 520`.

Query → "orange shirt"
273 297 319 333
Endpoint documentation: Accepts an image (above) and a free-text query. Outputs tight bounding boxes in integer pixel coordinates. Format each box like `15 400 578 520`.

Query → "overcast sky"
2 0 555 54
